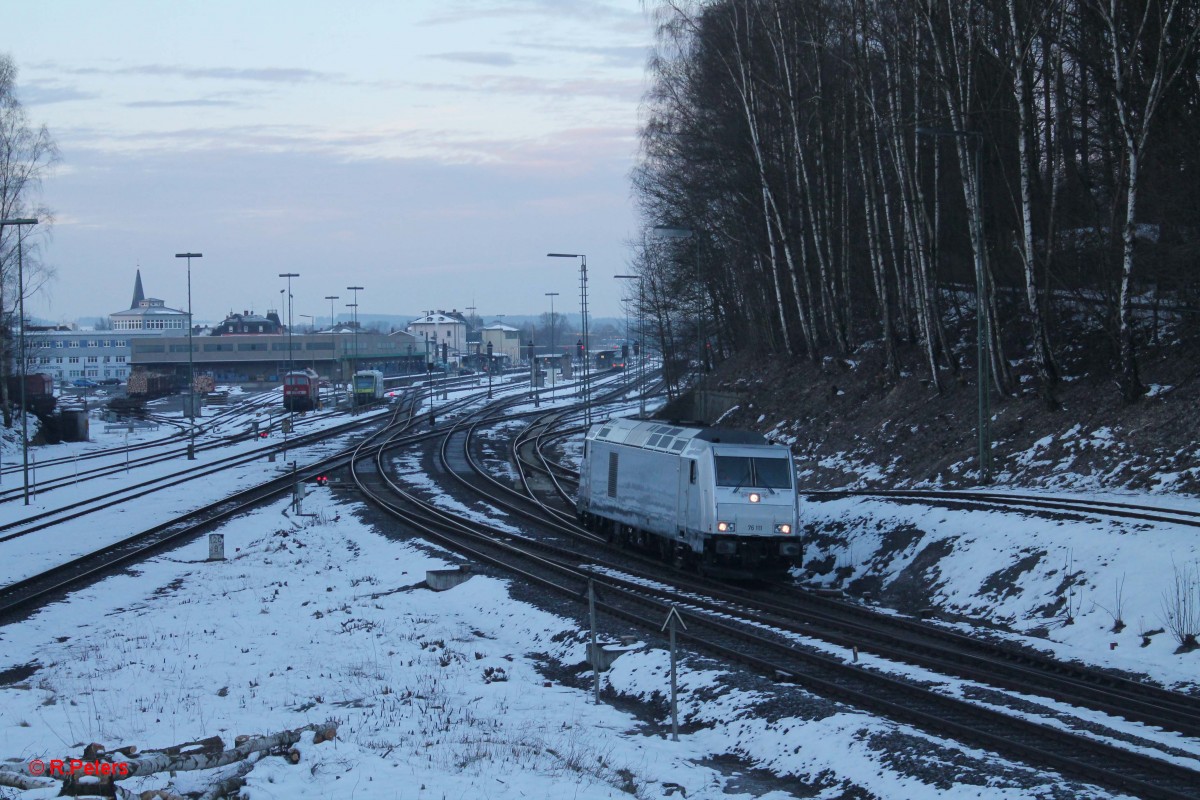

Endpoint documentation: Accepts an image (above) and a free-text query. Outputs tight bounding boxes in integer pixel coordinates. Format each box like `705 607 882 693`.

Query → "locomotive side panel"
580 439 682 539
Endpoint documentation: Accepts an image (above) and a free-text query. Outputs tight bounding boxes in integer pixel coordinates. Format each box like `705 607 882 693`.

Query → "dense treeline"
630 0 1200 405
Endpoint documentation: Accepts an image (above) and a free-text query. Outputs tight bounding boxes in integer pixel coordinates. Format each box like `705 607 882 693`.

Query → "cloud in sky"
9 0 653 322
30 143 638 326
56 63 338 84
428 51 518 67
124 98 244 109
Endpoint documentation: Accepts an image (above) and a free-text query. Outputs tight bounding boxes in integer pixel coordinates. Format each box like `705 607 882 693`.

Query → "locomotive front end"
706 449 801 576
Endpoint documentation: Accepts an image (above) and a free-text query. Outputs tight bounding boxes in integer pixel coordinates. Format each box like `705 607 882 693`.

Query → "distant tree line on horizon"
629 0 1200 406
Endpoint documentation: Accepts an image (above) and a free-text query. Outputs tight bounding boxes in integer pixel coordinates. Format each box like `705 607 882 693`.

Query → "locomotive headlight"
749 492 761 503
775 523 792 534
717 521 735 533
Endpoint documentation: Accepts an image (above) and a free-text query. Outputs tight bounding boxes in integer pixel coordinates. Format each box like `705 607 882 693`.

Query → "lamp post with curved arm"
177 252 202 460
4 218 39 501
346 286 363 373
324 295 339 384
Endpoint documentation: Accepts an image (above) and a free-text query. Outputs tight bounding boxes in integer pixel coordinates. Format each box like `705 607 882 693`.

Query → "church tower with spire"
108 270 188 331
130 269 145 309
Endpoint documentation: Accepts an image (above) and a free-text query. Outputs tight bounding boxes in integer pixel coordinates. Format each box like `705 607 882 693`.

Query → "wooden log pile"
0 721 338 799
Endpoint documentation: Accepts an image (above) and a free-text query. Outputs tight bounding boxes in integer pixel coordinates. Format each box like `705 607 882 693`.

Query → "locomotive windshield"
714 456 792 490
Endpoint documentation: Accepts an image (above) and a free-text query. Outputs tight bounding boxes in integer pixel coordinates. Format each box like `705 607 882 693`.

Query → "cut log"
118 722 333 778
143 736 224 758
0 766 56 790
196 760 255 800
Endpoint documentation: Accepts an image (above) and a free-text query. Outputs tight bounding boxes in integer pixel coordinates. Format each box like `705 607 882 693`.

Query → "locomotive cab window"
689 460 697 484
714 456 752 488
753 458 793 489
714 456 792 489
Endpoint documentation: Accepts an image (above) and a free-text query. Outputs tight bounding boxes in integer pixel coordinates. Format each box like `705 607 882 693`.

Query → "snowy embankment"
0 490 1121 799
804 495 1200 692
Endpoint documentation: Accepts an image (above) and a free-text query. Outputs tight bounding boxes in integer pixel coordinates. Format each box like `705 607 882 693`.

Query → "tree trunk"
1007 0 1060 409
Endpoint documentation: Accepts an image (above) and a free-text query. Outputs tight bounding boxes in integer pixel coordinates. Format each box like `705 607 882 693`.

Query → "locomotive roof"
587 417 768 454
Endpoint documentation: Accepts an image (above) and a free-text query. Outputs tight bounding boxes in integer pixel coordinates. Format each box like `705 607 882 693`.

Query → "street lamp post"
324 295 340 385
424 332 434 421
3 218 38 503
615 274 645 417
652 226 703 376
547 253 590 425
346 286 363 374
545 292 559 398
176 252 203 460
917 126 991 483
278 272 299 374
487 340 493 398
299 314 315 373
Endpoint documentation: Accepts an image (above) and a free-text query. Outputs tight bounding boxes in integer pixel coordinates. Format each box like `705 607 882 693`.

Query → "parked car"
72 378 98 388
99 377 122 386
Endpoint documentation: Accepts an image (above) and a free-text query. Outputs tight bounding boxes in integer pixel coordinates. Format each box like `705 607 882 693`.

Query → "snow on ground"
2 372 1156 796
0 397 396 586
0 490 1119 799
804 495 1200 691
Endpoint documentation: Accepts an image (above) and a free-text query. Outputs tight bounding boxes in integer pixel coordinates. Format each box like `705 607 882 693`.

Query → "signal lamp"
749 492 761 503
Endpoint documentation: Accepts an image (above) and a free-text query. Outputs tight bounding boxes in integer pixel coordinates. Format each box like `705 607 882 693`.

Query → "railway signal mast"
547 253 589 425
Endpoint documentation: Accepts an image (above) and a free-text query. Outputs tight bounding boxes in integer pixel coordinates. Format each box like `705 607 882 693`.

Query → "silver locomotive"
577 418 801 578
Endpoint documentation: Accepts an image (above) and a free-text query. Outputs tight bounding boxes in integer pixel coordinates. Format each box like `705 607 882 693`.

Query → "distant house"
213 310 285 335
481 323 522 364
404 310 469 363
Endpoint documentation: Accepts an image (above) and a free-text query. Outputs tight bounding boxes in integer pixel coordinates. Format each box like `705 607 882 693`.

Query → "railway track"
0 394 352 505
430 406 1200 799
0 374 537 619
0 398 439 616
807 488 1200 529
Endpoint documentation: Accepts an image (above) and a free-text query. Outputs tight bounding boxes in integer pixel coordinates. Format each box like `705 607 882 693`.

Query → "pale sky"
10 0 654 327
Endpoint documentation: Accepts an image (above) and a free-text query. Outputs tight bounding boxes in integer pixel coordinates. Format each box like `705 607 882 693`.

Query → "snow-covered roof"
410 313 466 325
111 299 187 317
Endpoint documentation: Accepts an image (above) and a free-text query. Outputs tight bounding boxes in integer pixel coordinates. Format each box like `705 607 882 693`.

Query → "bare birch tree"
0 54 57 427
1086 0 1200 403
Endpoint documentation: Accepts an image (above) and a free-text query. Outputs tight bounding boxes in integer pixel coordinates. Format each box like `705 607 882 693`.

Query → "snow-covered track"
809 488 1200 529
364 396 1200 800
0 397 423 618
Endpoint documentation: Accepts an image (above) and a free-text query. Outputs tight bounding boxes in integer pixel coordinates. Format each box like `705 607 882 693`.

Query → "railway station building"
130 330 424 385
403 310 469 365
